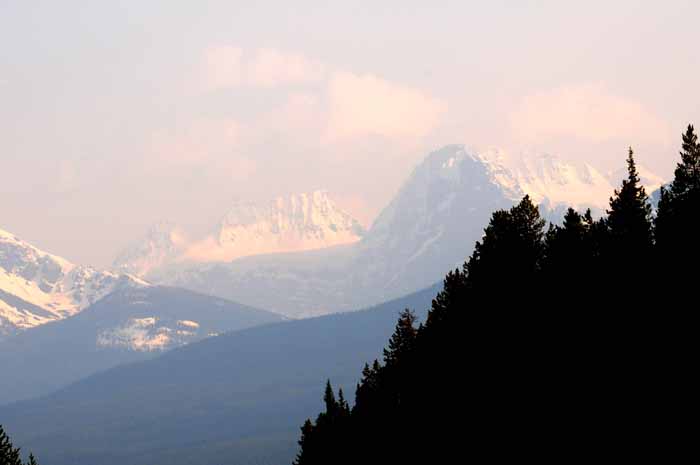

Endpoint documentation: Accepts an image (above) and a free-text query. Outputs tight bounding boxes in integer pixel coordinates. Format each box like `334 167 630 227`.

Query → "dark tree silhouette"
0 425 39 465
295 128 697 464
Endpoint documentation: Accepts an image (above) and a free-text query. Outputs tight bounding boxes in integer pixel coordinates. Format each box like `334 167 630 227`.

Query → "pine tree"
0 425 27 465
292 420 315 465
606 148 653 257
656 124 700 269
465 195 546 293
323 380 338 418
383 309 417 366
669 124 700 196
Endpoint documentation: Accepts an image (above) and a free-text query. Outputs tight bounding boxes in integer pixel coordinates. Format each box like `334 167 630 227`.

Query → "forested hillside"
295 126 699 464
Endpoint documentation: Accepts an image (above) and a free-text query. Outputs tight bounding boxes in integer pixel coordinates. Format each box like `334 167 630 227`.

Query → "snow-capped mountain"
217 190 364 258
115 191 365 276
112 222 187 277
140 145 665 318
0 228 146 339
483 149 615 212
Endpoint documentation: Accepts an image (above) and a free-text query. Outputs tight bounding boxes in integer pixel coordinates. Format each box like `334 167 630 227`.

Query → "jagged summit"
113 191 365 275
1 227 146 338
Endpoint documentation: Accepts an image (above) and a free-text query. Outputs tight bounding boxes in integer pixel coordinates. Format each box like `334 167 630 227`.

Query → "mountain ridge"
151 145 660 318
0 228 147 339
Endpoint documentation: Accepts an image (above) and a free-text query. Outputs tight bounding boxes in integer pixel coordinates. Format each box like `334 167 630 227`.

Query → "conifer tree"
465 195 546 293
293 420 315 465
383 309 417 366
0 425 37 465
656 124 700 269
323 380 337 416
606 148 653 256
669 124 700 196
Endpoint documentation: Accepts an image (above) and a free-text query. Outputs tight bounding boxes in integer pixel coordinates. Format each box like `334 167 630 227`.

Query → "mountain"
112 222 187 277
485 149 615 215
151 145 645 318
0 228 146 339
207 190 365 261
0 284 439 465
0 286 283 405
114 191 365 275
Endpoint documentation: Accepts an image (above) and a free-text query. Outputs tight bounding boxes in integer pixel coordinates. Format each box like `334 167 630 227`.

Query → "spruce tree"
606 148 653 257
656 124 700 271
382 309 417 366
0 425 34 465
669 124 700 196
322 380 338 418
464 195 546 295
293 420 315 465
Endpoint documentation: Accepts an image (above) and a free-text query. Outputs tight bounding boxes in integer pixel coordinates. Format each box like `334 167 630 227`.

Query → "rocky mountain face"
0 228 146 339
114 191 365 275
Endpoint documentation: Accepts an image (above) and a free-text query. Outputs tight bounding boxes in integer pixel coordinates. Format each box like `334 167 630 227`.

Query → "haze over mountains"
1 145 665 335
0 143 668 465
127 145 664 318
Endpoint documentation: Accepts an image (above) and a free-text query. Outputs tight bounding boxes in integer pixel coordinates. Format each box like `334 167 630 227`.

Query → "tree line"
294 125 700 464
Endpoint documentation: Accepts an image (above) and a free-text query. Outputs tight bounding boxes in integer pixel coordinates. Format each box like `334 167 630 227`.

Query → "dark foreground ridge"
294 126 700 464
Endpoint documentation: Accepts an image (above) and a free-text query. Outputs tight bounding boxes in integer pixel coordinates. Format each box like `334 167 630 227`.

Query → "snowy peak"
479 148 616 211
113 191 365 274
211 190 365 261
113 222 186 277
0 227 146 338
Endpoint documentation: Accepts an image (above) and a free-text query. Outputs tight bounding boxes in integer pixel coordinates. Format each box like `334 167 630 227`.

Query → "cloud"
509 83 670 145
202 46 244 90
326 71 445 140
147 118 241 166
202 46 325 90
143 118 257 183
248 48 325 87
199 46 446 145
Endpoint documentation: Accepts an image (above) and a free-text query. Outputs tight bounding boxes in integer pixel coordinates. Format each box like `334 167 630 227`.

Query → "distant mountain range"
0 284 440 465
0 228 147 339
2 146 664 332
0 286 283 405
138 145 664 318
0 144 667 465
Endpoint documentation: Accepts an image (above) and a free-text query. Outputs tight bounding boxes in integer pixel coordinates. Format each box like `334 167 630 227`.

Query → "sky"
1 1 699 267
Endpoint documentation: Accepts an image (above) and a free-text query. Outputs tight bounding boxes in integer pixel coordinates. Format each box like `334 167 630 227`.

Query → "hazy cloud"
509 84 670 145
326 72 445 140
202 46 326 90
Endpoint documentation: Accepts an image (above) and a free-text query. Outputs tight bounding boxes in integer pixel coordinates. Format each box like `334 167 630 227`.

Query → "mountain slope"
0 286 283 405
0 284 439 465
0 228 146 339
